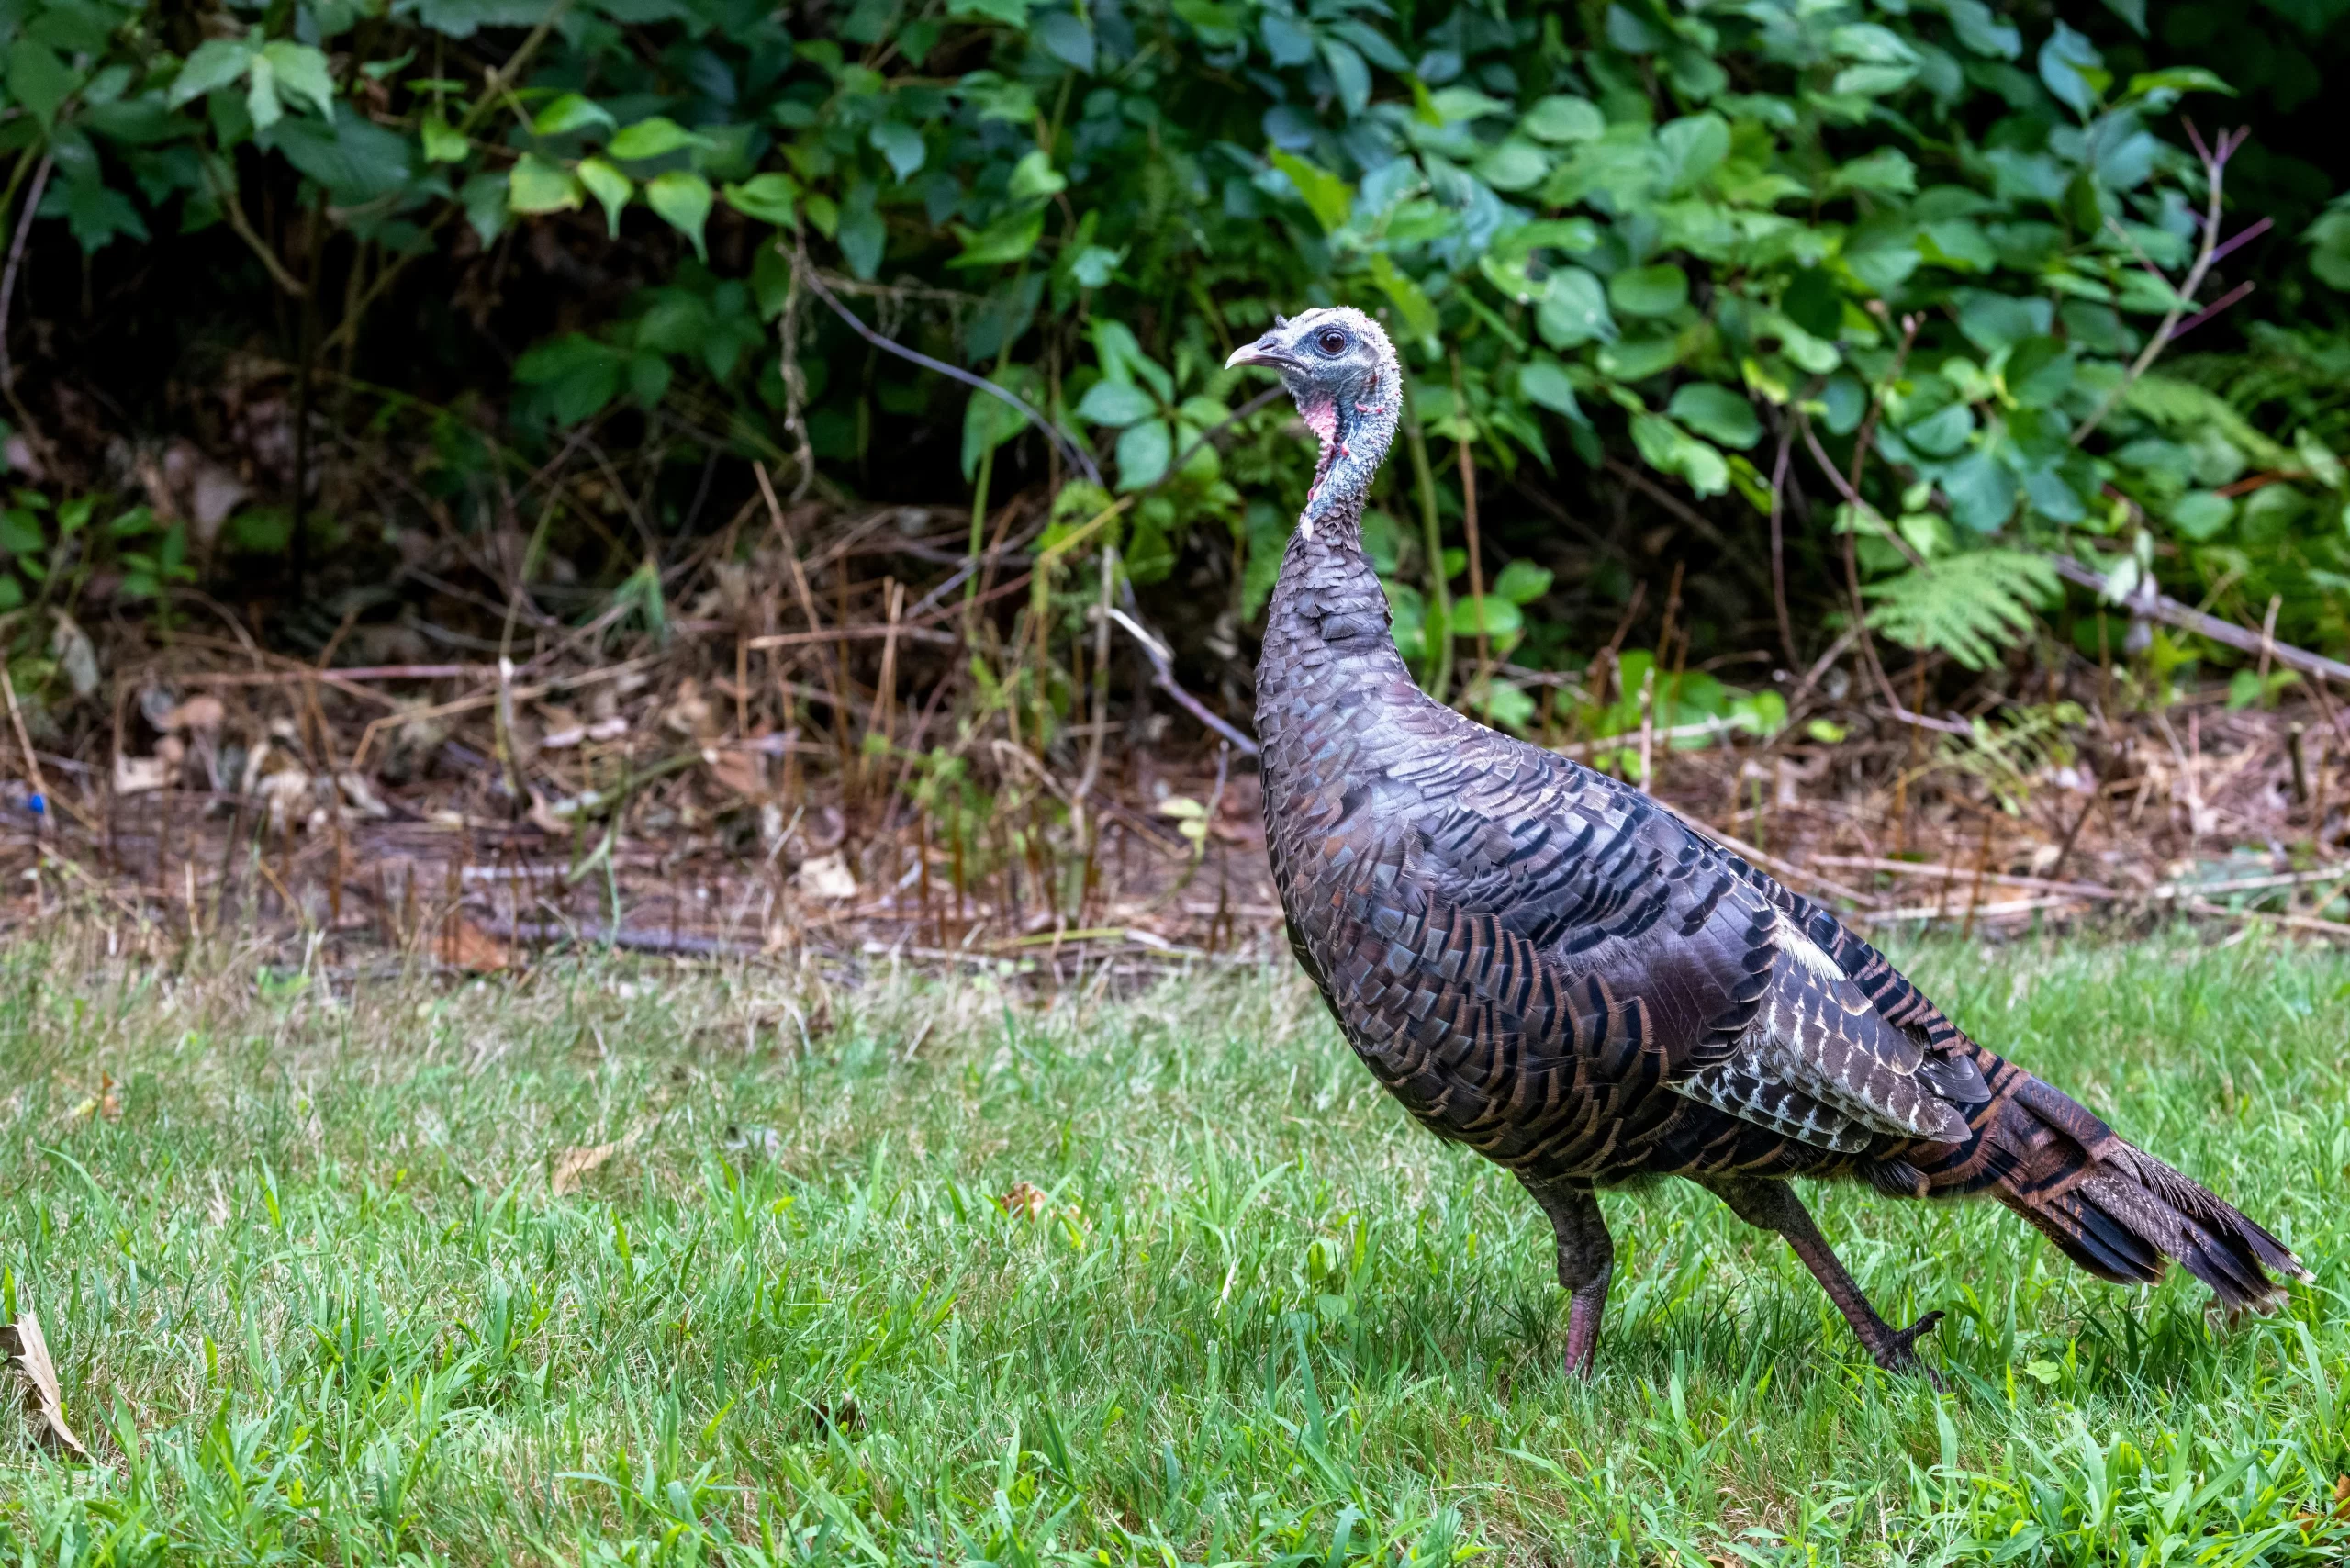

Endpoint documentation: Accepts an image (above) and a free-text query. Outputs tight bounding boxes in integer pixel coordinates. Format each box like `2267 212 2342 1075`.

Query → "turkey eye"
1316 329 1348 354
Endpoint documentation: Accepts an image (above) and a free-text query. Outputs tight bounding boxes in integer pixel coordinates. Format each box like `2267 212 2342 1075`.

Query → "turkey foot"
1517 1172 1615 1379
1700 1178 1947 1385
1867 1310 1947 1387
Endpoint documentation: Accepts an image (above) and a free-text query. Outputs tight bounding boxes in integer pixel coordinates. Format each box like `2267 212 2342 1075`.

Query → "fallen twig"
2048 554 2350 687
1103 609 1259 756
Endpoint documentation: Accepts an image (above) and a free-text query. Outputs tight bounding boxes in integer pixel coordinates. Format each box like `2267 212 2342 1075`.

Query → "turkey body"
1257 491 2305 1374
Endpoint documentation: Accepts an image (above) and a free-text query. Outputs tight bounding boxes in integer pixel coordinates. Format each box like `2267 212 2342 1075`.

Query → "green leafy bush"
2 0 2345 717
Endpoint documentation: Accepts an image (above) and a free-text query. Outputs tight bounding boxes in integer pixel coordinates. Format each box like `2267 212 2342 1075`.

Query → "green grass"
3 932 2347 1564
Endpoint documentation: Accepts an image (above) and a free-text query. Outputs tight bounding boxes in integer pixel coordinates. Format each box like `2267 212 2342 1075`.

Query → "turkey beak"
1225 335 1297 371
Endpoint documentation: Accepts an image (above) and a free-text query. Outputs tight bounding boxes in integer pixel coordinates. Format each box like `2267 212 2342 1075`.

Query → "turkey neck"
1255 379 1416 760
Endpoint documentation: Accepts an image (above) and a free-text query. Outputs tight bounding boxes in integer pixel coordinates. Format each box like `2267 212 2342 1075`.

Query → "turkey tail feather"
1915 1049 2308 1313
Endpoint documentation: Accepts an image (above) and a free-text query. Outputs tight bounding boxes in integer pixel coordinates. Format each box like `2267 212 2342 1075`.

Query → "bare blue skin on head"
1225 308 1403 537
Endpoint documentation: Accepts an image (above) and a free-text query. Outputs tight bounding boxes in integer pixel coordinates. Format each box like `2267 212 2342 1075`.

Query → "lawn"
3 931 2346 1564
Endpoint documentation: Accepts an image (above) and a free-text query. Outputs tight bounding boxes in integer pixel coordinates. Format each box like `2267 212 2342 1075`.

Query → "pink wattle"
1300 395 1337 442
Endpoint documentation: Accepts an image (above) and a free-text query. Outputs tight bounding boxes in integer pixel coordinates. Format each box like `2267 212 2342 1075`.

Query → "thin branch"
1104 607 1259 756
0 153 53 391
2047 553 2350 685
1766 413 1797 670
2166 279 2257 346
795 256 1105 491
0 151 56 465
2072 124 2253 446
198 155 308 297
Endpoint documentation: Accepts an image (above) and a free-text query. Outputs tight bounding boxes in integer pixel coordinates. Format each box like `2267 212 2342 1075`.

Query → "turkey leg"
1516 1173 1615 1376
1699 1177 1944 1381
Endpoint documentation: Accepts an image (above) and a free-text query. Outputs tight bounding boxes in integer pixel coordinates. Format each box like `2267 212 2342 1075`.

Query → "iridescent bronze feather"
1232 308 2308 1378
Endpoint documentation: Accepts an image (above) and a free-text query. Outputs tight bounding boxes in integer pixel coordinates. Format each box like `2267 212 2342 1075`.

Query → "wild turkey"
1228 307 2307 1378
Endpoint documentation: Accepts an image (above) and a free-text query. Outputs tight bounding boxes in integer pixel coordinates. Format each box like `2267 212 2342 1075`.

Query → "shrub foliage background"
3 0 2349 730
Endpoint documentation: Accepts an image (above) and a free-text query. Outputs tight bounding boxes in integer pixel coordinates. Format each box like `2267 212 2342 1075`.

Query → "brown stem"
1767 416 1797 670
2073 125 2253 447
1451 353 1491 702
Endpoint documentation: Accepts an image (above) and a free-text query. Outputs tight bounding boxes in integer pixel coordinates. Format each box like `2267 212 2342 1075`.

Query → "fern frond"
1862 550 2058 670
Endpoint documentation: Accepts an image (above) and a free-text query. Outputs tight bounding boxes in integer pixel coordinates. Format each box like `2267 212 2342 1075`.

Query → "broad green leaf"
1075 380 1158 427
1941 451 2020 532
1519 358 1584 420
2124 67 2233 100
2004 336 2076 405
169 39 254 108
1831 63 1917 96
245 52 282 131
1449 595 1523 638
1520 95 1605 143
1539 268 1615 348
947 0 1027 23
514 333 624 424
1830 148 1917 196
1666 384 1760 449
645 170 713 259
1631 413 1729 497
508 152 581 213
1656 114 1729 193
577 157 632 236
263 41 337 117
962 373 1032 478
1608 263 1689 318
2038 22 2106 117
608 117 711 161
948 205 1045 269
1942 0 2021 58
1495 218 1598 256
1368 253 1438 345
1115 419 1173 490
1427 85 1509 123
1320 38 1371 117
420 108 469 162
1268 148 1352 233
1956 292 2052 353
1829 24 1918 63
2169 489 2233 540
532 92 615 137
1904 403 1975 457
722 172 799 226
1007 150 1066 200
869 121 925 181
1169 0 1240 45
264 108 415 201
1492 559 1554 605
1066 244 1121 287
1036 11 1096 72
1474 140 1550 193
7 41 77 128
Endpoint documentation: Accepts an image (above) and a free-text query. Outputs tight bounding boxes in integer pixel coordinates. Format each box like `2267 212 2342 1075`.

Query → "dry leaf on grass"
551 1120 655 1194
158 695 225 734
440 918 510 973
2 1314 91 1460
67 1074 121 1123
551 1141 621 1194
795 851 858 901
703 746 767 800
997 1182 1050 1221
2299 1475 2350 1529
